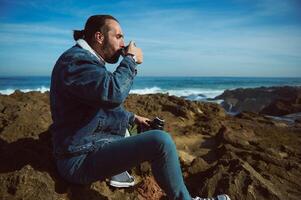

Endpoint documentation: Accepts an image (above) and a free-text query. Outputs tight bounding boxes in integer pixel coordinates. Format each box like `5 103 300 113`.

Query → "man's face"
101 19 125 64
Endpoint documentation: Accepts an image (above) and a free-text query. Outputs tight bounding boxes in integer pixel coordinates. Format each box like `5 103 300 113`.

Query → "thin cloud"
0 0 300 76
0 23 70 35
0 23 71 45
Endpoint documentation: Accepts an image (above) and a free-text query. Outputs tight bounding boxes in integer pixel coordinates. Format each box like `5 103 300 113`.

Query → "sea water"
0 76 301 101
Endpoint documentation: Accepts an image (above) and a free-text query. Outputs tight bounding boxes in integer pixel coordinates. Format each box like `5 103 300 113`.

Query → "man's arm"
62 55 137 107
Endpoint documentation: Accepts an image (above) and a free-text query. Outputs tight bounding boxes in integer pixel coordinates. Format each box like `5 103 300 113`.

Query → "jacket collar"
76 39 105 64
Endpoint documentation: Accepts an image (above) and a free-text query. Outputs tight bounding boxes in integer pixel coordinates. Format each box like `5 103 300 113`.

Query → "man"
50 15 230 200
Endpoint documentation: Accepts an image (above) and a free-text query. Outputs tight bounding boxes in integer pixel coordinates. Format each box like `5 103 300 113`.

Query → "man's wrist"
126 54 137 63
123 55 138 76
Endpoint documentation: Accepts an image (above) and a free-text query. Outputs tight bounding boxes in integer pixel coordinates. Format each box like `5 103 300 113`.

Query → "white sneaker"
109 171 135 188
192 194 231 200
109 130 135 188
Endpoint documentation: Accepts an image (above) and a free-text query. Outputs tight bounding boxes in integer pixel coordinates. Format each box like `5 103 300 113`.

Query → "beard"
106 51 121 64
102 38 121 64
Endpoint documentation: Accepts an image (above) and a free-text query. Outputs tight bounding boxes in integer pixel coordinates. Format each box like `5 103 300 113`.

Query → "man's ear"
94 31 104 44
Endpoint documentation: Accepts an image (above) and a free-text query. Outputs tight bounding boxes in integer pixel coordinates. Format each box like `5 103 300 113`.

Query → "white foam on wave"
0 86 50 95
130 87 162 95
0 86 225 102
169 89 224 99
130 87 224 100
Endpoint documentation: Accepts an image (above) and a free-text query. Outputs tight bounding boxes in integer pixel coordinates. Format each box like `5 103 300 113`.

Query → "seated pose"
49 14 230 200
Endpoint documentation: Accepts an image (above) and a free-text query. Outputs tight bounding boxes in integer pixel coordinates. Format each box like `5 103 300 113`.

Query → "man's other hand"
134 114 150 127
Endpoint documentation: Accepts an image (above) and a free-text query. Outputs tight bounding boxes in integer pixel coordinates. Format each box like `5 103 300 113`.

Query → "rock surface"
0 91 301 200
215 86 301 116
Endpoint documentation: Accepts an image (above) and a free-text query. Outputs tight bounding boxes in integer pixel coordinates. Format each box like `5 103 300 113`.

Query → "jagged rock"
260 98 301 116
0 91 300 200
215 86 301 116
0 165 61 200
178 150 196 166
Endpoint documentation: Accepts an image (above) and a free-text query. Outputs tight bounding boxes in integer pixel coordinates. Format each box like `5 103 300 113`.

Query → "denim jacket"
50 43 137 158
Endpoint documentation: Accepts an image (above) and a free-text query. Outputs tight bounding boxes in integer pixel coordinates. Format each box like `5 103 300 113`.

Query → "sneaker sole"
109 180 135 188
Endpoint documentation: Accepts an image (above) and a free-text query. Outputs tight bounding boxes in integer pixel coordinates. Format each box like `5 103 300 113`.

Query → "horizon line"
0 75 301 78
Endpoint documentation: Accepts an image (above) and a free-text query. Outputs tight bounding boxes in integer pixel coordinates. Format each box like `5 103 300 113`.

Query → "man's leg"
81 130 191 200
109 129 135 188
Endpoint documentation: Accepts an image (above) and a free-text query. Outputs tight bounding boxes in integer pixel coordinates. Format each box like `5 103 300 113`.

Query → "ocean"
0 76 301 101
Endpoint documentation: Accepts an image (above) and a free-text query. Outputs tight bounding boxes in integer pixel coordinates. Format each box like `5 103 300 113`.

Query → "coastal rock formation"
0 91 301 200
215 86 301 116
260 98 301 116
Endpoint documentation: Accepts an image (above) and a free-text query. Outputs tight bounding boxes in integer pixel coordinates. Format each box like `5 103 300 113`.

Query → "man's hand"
134 114 150 127
125 41 143 64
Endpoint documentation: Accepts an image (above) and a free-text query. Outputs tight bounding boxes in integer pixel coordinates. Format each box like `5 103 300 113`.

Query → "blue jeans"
56 130 192 200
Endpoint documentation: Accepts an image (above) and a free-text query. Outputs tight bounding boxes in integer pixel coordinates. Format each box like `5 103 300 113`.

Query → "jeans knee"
149 130 175 153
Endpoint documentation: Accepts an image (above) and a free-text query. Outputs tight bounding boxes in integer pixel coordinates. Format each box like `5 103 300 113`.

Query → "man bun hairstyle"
73 30 85 40
73 15 119 41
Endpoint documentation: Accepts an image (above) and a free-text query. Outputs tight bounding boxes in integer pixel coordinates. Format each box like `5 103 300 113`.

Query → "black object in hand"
138 117 165 133
150 117 165 130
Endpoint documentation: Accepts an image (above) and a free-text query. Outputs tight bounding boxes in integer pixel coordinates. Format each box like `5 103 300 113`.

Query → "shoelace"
125 171 134 180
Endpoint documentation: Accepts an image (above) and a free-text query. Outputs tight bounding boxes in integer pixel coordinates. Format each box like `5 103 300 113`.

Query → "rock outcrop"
0 91 300 200
215 86 301 116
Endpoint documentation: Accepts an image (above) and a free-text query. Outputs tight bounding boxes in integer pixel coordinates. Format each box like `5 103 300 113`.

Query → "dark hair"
73 15 119 41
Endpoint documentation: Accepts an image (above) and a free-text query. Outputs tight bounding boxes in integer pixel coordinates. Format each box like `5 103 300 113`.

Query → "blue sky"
0 0 300 77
